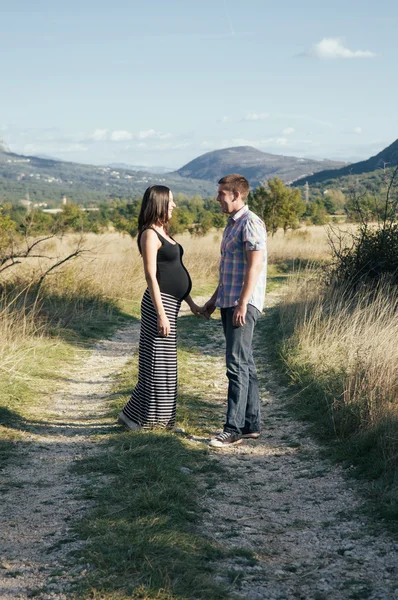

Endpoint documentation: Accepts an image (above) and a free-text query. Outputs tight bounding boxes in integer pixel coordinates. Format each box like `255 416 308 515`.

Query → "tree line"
1 176 385 243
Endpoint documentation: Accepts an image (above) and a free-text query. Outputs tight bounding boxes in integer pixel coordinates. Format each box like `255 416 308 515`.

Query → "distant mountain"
175 146 348 187
0 148 216 204
293 139 398 186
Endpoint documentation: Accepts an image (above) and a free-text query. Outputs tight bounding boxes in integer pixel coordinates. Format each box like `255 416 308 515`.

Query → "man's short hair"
218 174 250 201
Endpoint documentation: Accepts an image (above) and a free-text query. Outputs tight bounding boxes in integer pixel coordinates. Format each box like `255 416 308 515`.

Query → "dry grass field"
3 225 340 302
0 223 352 385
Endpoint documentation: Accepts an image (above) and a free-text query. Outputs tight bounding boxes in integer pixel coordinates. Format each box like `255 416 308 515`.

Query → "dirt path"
188 293 398 600
1 298 397 600
0 324 140 600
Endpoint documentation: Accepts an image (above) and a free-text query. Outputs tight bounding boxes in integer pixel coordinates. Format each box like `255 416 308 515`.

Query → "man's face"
217 185 236 214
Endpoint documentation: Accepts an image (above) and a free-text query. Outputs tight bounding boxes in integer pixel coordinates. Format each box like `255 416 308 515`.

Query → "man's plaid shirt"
215 205 267 313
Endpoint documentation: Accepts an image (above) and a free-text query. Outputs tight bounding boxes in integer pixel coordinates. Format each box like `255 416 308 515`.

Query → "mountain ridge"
175 146 348 187
293 139 398 186
0 145 349 203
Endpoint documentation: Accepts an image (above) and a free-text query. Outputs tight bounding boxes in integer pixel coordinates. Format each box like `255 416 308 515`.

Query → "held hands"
199 301 216 321
189 302 202 317
185 297 216 321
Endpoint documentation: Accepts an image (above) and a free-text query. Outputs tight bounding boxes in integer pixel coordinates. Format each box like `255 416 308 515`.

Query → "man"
202 174 267 448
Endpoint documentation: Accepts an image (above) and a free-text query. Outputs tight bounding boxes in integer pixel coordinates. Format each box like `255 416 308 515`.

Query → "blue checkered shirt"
215 205 267 313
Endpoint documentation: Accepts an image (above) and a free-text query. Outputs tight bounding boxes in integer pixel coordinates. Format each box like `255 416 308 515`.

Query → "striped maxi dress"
123 289 181 428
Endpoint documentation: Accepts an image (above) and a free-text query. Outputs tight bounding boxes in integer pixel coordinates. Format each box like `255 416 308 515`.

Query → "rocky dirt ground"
1 295 397 600
0 325 140 599
187 294 398 600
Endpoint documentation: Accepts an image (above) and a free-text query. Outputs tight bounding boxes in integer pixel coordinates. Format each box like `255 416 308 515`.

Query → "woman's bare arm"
141 229 170 336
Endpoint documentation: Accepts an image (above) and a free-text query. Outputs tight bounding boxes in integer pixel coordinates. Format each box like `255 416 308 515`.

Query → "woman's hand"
157 313 171 337
189 302 201 317
184 295 203 318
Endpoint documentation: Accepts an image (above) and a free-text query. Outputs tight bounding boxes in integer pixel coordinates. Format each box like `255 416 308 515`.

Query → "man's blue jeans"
221 305 261 435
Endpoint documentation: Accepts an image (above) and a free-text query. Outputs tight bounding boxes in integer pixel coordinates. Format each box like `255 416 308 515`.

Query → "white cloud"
243 112 269 121
110 130 133 142
309 38 377 59
353 127 362 134
136 129 172 140
90 129 108 141
109 129 172 142
137 129 157 139
282 127 295 135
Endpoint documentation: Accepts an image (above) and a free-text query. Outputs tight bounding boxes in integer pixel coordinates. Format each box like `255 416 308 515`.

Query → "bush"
329 223 398 286
328 166 398 286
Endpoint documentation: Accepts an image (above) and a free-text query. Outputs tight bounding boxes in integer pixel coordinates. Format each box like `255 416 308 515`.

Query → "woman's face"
168 192 176 220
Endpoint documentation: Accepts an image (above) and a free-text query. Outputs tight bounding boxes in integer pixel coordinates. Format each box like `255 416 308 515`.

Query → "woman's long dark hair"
137 185 171 252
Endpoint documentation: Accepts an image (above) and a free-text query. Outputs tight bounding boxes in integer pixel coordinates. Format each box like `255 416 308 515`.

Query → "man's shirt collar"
229 204 249 223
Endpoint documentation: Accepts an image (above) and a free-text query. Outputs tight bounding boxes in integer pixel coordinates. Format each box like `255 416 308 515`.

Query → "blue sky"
1 0 397 168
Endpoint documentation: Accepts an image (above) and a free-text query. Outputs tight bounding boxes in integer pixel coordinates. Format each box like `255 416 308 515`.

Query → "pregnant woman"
118 185 199 430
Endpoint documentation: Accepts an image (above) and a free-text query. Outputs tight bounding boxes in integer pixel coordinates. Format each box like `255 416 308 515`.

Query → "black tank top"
141 228 192 301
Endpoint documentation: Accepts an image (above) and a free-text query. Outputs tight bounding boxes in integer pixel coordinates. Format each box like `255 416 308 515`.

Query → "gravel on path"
186 293 398 600
1 294 397 600
0 324 139 600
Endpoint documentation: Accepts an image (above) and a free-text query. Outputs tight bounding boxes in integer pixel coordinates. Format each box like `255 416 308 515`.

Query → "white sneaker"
118 411 141 431
209 431 242 448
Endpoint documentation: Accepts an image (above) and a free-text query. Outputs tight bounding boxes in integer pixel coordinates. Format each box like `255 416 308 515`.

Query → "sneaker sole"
209 438 243 448
241 432 260 439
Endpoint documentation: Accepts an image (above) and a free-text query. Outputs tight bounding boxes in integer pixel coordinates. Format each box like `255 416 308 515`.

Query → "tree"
212 212 227 229
323 189 346 214
345 193 378 222
279 187 306 233
306 199 331 225
189 211 213 236
55 203 88 231
169 207 194 235
249 177 305 235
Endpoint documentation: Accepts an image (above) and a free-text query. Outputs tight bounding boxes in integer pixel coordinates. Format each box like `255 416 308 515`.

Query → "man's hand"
233 302 247 327
200 301 216 320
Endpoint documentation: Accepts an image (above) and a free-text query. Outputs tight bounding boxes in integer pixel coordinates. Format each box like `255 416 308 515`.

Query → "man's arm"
233 249 264 326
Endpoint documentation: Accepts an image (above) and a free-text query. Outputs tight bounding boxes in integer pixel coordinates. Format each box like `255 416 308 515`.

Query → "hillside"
0 149 216 205
294 138 398 186
175 146 347 187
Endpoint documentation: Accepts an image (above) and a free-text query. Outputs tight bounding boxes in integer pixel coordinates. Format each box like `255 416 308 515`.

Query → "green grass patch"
71 431 228 599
